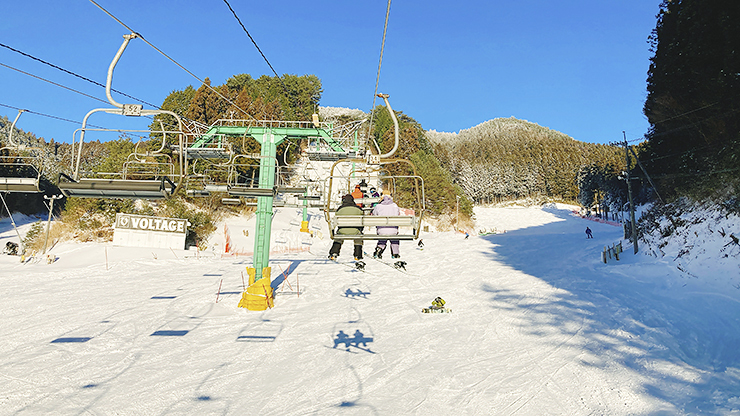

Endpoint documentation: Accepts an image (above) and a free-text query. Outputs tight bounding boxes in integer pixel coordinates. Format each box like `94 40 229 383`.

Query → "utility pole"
456 195 460 232
623 132 638 254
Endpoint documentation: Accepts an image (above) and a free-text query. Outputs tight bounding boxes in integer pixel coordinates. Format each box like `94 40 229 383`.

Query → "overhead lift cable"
0 61 163 142
0 102 105 130
367 0 393 146
221 0 310 120
87 0 255 121
0 102 152 144
0 62 112 106
0 42 159 109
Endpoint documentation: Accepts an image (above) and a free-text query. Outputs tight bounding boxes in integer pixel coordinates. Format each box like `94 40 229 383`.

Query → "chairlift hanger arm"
6 109 25 149
376 93 399 160
106 33 138 110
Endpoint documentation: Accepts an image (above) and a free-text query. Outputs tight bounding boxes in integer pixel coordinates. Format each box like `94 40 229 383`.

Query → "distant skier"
329 194 364 261
464 232 469 239
372 190 401 259
417 239 424 249
585 227 593 239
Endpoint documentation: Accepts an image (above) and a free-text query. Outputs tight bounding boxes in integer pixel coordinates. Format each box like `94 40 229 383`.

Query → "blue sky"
0 1 659 145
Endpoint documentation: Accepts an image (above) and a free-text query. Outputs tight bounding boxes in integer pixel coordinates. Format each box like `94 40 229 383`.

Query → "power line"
619 101 726 145
87 0 255 121
652 165 740 179
616 104 740 146
650 101 719 126
637 140 729 165
648 107 740 141
0 43 194 133
0 61 160 131
0 41 160 109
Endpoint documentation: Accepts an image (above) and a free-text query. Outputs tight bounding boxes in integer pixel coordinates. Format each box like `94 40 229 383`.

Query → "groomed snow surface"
2 204 740 415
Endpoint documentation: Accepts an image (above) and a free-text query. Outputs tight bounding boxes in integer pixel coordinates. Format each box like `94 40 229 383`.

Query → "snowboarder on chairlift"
351 184 364 207
372 190 401 259
369 187 380 207
585 227 593 239
329 194 364 261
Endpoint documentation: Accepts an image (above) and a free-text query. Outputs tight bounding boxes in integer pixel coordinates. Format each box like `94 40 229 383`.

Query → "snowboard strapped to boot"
373 246 384 259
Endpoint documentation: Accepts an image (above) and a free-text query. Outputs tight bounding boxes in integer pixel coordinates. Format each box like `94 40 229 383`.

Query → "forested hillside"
428 117 624 204
642 0 740 201
367 105 472 219
0 116 66 214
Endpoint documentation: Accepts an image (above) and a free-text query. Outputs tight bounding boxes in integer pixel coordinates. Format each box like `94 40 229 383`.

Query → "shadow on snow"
479 206 740 413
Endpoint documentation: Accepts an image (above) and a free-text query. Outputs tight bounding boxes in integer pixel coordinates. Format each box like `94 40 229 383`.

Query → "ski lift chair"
0 110 43 193
182 131 233 160
59 126 180 200
185 159 230 197
58 152 177 199
58 33 185 200
226 154 278 198
324 158 425 241
0 155 42 193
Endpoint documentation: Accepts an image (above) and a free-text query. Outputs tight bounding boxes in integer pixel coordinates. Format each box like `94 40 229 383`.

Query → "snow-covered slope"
1 203 739 415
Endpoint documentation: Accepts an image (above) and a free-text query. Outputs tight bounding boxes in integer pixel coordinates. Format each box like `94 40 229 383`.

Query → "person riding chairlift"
329 194 365 261
372 190 401 259
351 184 364 207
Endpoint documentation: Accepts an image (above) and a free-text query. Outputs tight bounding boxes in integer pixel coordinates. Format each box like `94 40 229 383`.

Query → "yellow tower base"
238 267 274 311
300 220 310 233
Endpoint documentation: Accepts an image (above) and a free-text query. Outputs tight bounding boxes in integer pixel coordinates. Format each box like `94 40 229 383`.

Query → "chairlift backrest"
0 110 42 193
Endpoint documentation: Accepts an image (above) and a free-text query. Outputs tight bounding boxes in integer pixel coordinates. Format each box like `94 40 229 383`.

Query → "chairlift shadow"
236 318 283 343
331 315 376 354
332 329 375 354
343 288 371 300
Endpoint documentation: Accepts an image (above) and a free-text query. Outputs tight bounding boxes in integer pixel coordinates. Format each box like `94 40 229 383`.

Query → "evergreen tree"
149 85 196 141
185 78 229 126
643 0 740 198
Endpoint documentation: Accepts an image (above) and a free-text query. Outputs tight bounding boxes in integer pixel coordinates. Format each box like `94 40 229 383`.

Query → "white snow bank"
1 204 740 414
